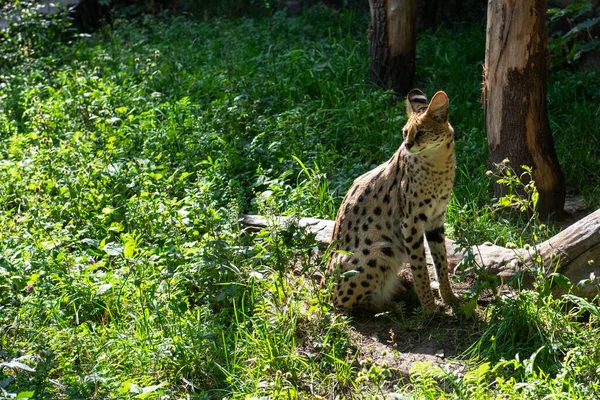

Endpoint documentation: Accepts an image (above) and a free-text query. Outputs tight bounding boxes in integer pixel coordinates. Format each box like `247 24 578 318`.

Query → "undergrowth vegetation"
1 2 599 398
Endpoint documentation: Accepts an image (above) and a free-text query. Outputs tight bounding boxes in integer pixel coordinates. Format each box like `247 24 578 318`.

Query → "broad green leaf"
549 273 571 289
341 270 359 279
531 191 539 209
462 297 478 319
135 382 168 399
103 242 124 256
96 283 113 296
81 238 99 247
0 360 35 372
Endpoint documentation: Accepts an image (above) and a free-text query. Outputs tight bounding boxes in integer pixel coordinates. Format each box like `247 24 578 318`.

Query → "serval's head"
401 89 454 154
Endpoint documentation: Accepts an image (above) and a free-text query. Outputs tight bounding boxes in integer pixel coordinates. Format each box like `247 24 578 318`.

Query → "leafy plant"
548 0 600 67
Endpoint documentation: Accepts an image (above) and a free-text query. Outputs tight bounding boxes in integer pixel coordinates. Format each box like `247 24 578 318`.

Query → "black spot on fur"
347 289 354 295
341 296 350 303
418 213 427 221
381 247 394 257
383 194 390 203
426 226 445 243
362 223 369 231
355 237 360 247
374 206 382 215
353 205 360 214
345 234 351 244
361 281 370 288
352 258 359 265
362 248 370 255
367 259 377 267
350 282 357 288
411 237 424 250
370 171 383 186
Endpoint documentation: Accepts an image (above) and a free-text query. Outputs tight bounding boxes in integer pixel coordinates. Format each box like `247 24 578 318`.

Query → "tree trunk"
368 0 416 96
483 0 565 218
239 209 600 299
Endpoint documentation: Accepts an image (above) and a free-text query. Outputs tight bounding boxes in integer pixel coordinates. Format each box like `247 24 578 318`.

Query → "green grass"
1 3 600 399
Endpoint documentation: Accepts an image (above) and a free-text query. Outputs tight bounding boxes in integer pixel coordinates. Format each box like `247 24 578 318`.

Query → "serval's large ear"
406 89 428 117
425 91 449 122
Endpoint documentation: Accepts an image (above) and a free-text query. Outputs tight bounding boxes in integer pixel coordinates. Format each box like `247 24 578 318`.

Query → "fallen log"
239 209 600 298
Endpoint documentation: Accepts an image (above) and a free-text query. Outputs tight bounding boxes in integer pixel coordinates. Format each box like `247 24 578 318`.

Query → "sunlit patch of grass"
402 290 600 399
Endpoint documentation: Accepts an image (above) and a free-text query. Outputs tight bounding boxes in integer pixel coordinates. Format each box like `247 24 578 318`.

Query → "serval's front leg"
404 224 437 313
426 225 459 304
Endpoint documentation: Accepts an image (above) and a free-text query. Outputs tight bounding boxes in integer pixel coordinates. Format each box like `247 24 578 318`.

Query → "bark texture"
240 209 600 299
368 0 416 96
483 0 565 218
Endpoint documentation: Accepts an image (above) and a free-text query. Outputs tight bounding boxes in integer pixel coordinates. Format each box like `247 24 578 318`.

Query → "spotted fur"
328 89 459 314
